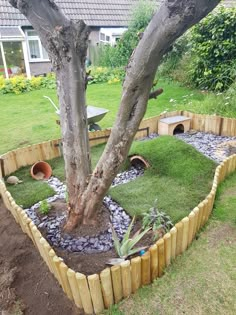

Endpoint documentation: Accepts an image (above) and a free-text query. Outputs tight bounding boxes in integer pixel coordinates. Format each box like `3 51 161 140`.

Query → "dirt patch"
36 200 156 275
205 221 236 248
219 186 236 199
55 222 155 275
0 199 81 315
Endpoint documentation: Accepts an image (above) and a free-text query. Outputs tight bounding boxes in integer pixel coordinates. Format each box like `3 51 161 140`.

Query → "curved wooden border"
1 112 236 314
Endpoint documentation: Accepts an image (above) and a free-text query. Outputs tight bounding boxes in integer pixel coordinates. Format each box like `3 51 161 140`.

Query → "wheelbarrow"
44 96 109 131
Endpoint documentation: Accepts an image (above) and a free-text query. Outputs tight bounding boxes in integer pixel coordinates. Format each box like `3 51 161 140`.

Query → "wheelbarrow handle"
43 95 60 112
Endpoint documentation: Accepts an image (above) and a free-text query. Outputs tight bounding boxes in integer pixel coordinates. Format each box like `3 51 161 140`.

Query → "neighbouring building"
0 0 234 78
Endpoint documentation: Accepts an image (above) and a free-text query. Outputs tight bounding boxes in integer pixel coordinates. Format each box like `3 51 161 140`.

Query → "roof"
0 26 25 38
0 0 234 28
0 0 156 27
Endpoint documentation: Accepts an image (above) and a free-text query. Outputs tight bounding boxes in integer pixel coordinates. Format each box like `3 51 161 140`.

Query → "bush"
158 33 191 84
0 73 56 94
189 7 236 91
39 199 51 215
87 66 125 84
98 0 156 67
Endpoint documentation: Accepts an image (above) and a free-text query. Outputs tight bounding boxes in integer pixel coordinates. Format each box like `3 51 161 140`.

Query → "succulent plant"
112 216 150 259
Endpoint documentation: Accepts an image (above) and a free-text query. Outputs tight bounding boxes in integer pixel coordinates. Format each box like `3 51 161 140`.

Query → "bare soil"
39 200 155 275
0 199 82 315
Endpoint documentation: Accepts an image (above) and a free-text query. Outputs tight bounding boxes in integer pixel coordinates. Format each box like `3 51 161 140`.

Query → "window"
26 30 49 61
99 32 110 44
100 33 105 41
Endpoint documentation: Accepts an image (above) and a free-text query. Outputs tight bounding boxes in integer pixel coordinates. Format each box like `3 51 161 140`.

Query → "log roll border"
0 112 236 314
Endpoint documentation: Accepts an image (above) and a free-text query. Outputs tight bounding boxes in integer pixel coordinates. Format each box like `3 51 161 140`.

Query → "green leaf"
128 228 151 249
123 216 135 243
112 227 121 257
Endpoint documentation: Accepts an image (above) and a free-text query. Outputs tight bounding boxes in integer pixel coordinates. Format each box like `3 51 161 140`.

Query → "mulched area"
0 199 82 315
38 200 155 275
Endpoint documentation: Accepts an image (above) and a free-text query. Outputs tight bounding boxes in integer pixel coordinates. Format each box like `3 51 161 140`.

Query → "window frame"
26 30 50 62
99 32 110 44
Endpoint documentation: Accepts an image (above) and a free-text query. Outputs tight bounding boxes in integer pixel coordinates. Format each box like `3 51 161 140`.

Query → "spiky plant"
112 216 150 259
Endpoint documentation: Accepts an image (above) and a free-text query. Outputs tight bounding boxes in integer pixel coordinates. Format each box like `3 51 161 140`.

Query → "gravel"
23 131 236 253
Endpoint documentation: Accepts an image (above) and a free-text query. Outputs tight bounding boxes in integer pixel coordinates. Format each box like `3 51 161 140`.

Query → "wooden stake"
193 207 200 236
141 251 151 285
111 265 123 303
188 212 195 246
156 238 165 277
131 257 141 293
76 273 94 315
59 262 73 300
121 260 132 297
88 274 104 314
181 217 189 252
163 233 171 266
175 222 183 256
67 269 83 309
100 268 114 308
149 244 158 281
170 226 177 260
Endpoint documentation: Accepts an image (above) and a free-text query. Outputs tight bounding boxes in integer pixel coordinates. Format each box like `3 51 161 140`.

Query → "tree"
9 0 220 231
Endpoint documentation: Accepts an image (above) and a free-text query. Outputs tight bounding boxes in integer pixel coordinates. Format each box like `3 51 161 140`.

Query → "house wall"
89 28 100 45
29 61 52 76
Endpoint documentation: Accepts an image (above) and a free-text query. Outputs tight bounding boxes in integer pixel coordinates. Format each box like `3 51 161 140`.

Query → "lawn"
105 173 236 315
0 80 204 155
6 136 216 224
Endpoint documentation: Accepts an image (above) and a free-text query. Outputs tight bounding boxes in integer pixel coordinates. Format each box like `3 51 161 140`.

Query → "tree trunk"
9 0 220 232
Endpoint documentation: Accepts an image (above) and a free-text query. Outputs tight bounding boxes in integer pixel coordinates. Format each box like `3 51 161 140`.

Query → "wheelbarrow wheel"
89 123 101 131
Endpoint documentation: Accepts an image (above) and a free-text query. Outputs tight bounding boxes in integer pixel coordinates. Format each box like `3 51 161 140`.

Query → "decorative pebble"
23 131 236 254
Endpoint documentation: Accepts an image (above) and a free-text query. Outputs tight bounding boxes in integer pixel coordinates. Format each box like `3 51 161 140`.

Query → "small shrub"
0 73 56 94
189 7 236 91
158 33 191 82
87 66 125 84
39 199 51 215
98 0 155 68
142 199 173 239
112 216 150 259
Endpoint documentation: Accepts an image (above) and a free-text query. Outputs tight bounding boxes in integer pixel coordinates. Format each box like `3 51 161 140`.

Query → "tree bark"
9 0 220 231
9 0 92 224
64 0 221 230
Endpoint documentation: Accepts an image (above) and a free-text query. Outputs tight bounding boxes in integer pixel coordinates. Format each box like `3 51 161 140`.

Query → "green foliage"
158 33 191 82
39 199 51 215
6 166 55 208
87 66 125 84
0 73 56 94
182 81 236 118
142 199 173 238
112 216 150 259
110 136 216 223
189 7 236 91
98 0 155 67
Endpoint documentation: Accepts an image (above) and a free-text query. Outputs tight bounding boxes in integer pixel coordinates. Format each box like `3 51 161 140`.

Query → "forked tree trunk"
10 0 220 231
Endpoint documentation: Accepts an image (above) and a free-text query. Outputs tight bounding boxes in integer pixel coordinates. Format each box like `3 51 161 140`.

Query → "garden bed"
1 112 236 314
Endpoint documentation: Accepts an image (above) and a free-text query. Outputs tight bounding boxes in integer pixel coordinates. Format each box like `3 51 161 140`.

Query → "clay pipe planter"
30 161 52 180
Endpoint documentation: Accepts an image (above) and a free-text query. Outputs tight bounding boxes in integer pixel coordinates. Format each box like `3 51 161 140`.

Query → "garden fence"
0 111 236 314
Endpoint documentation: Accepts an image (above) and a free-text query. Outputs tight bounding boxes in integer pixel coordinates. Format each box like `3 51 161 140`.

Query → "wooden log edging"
1 112 236 314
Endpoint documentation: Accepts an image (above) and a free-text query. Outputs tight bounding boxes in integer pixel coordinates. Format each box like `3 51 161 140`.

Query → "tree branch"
149 88 163 100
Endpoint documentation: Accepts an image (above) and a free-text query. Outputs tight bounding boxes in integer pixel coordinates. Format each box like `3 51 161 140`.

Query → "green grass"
5 143 106 207
0 80 204 155
5 166 55 208
6 137 216 225
213 173 236 224
105 173 236 315
110 136 216 223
